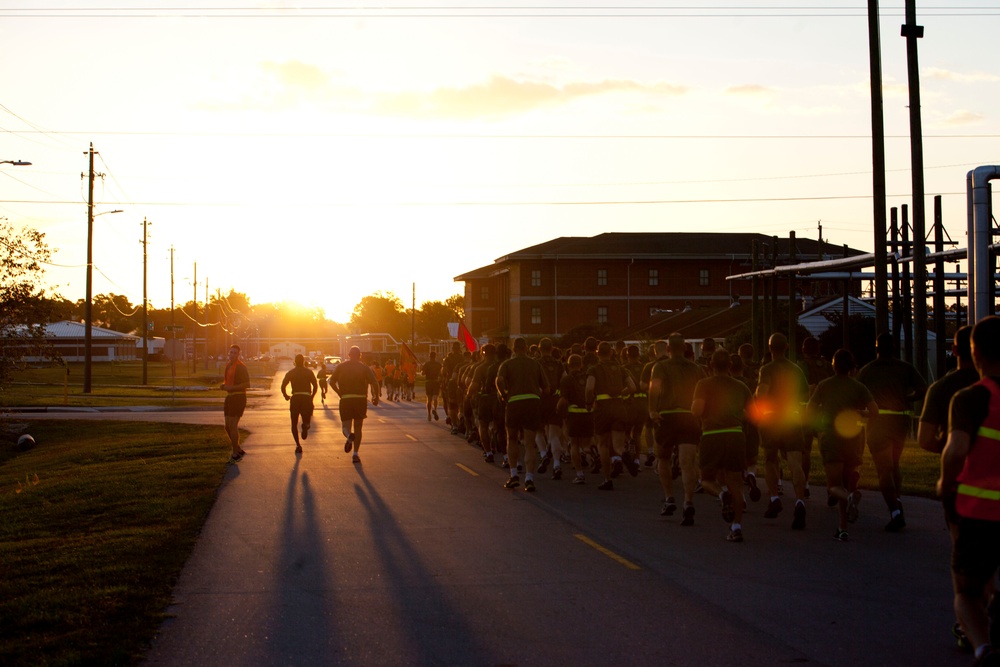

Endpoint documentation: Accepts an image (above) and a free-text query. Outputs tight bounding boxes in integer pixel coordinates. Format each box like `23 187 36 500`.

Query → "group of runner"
430 330 941 544
369 358 416 402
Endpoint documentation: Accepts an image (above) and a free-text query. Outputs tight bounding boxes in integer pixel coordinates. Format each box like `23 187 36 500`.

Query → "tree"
91 293 139 332
416 299 460 341
0 220 59 385
349 292 408 340
445 294 465 321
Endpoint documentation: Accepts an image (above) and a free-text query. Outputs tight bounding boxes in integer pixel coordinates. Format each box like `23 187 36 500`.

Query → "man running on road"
281 354 318 454
330 346 380 463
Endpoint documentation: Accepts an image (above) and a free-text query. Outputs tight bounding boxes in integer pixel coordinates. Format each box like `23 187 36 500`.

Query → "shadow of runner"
352 469 492 666
266 463 341 663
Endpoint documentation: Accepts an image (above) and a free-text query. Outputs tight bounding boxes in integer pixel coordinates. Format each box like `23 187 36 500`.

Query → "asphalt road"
14 369 971 666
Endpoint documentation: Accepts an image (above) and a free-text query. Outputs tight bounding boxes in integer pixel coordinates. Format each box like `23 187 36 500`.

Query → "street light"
0 160 32 166
83 207 124 394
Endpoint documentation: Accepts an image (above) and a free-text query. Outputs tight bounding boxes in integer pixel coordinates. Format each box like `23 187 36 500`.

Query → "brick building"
454 232 864 340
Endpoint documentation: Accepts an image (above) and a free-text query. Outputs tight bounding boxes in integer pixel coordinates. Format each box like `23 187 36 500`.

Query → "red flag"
457 321 477 352
400 342 418 381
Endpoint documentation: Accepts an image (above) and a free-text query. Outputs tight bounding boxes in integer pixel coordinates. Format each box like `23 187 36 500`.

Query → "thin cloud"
198 64 688 118
925 67 1000 84
942 109 985 126
725 84 774 97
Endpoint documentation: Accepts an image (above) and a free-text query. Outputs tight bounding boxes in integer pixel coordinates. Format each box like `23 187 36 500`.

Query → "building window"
531 307 541 325
597 269 607 286
481 285 489 301
531 270 541 287
649 269 659 286
699 269 709 286
597 306 608 324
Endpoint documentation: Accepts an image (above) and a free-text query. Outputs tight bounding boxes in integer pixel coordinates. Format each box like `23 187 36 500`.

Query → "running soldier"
496 337 549 492
329 346 380 463
857 332 928 532
536 338 566 479
422 351 443 421
280 354 318 453
558 353 594 484
587 340 637 491
648 333 706 523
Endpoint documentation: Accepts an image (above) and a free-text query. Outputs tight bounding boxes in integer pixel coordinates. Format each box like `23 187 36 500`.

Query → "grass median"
0 419 231 666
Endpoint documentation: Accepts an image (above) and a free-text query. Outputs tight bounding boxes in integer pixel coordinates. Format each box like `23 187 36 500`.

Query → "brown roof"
456 232 865 281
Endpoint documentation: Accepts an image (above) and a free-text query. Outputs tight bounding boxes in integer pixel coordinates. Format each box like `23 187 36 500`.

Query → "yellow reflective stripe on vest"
341 394 366 399
979 426 1000 442
568 405 592 414
659 408 692 415
596 393 616 401
508 393 540 403
293 392 311 396
957 483 1000 502
633 392 647 398
878 409 911 416
702 427 744 436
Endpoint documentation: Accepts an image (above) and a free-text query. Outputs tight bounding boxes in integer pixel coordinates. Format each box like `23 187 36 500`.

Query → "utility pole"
204 278 210 371
868 0 890 335
142 217 150 385
192 261 198 374
170 246 176 400
83 143 101 393
411 283 416 346
902 0 928 379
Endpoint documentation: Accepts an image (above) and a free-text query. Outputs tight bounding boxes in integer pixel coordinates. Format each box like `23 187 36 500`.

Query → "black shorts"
760 424 806 456
593 398 628 435
952 517 1000 591
699 430 746 473
477 394 498 423
426 381 441 396
819 433 863 468
654 412 701 459
339 396 368 422
541 395 561 427
224 393 247 418
290 394 313 423
566 411 594 438
867 414 910 454
505 397 542 432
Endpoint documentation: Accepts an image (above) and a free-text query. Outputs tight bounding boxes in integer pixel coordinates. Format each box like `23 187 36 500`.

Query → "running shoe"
427 414 432 421
295 444 302 454
644 453 655 467
537 452 552 474
352 453 360 464
764 498 783 519
572 475 586 485
834 529 849 542
721 490 735 523
433 409 439 421
624 456 639 478
746 473 761 502
681 504 695 526
598 479 614 491
885 513 906 533
590 458 603 474
484 452 495 464
551 467 562 481
763 497 783 519
611 458 623 479
344 433 354 453
503 476 520 490
501 459 510 469
847 492 861 523
661 498 677 516
954 622 973 654
791 502 806 530
523 479 536 493
226 454 242 465
727 528 744 543
694 480 705 494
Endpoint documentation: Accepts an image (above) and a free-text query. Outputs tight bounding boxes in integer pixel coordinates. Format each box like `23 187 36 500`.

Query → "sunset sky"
1 2 998 324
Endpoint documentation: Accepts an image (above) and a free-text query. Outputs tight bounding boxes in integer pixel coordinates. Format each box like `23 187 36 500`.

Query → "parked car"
324 356 343 373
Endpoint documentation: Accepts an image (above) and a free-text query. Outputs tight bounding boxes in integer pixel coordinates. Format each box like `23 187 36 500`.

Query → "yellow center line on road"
574 534 641 570
456 463 479 477
405 434 417 441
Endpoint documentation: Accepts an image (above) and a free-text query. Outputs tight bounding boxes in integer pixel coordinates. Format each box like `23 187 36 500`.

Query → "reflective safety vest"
956 378 1000 521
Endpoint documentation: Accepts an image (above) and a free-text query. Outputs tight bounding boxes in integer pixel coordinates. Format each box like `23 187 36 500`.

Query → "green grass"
0 420 230 666
1 360 276 407
806 437 940 500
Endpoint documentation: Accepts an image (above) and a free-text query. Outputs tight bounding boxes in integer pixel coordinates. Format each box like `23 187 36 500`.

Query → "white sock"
732 523 742 531
770 495 780 502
